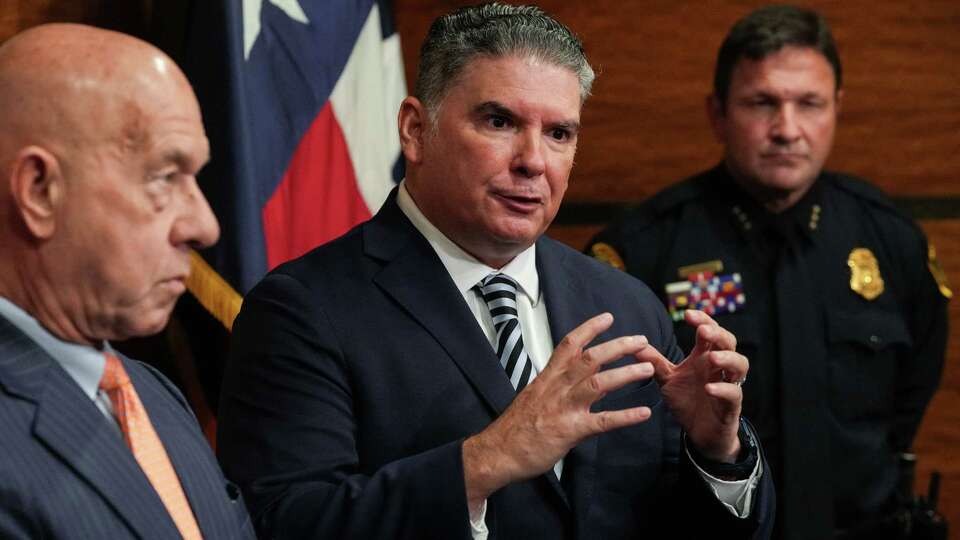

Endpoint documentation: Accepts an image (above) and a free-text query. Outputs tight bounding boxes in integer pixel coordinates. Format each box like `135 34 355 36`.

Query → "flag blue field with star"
182 0 406 329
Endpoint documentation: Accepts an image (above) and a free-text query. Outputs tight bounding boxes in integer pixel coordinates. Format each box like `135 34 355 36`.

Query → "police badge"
848 247 884 300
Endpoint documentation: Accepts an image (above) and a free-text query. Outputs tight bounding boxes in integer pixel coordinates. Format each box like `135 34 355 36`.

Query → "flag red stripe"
262 102 372 270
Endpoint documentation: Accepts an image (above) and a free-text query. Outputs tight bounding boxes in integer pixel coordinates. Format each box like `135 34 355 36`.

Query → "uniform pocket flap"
826 309 913 351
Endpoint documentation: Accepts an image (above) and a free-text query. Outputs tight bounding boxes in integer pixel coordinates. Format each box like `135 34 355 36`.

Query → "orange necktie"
100 353 203 540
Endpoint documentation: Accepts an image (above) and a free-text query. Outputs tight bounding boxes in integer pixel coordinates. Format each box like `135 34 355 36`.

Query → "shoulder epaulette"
621 170 714 231
829 172 913 224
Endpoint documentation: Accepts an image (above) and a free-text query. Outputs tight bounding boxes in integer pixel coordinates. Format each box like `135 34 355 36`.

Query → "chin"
753 168 815 192
118 309 175 339
493 220 546 242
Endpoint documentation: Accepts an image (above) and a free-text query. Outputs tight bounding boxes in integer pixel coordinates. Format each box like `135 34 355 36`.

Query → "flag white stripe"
330 3 407 215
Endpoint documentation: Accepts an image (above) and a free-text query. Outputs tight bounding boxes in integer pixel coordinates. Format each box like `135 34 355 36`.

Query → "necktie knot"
99 353 131 392
477 273 520 328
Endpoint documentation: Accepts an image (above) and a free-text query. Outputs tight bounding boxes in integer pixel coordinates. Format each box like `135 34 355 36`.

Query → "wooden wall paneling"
393 1 960 202
0 0 155 45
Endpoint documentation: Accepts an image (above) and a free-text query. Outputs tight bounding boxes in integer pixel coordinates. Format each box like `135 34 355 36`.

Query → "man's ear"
705 94 726 144
398 96 429 165
835 88 844 117
8 146 63 240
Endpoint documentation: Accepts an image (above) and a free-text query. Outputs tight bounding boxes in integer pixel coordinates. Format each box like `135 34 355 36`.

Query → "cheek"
546 160 571 199
110 226 172 280
812 120 836 148
739 121 769 146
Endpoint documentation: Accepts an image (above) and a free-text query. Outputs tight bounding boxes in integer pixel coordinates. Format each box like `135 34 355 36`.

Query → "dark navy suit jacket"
0 315 254 539
219 193 775 539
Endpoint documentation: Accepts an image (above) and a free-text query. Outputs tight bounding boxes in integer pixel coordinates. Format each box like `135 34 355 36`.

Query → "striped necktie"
100 353 203 540
477 273 534 392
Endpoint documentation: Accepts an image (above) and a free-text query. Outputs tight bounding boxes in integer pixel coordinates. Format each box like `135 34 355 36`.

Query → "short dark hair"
413 2 594 122
713 5 842 105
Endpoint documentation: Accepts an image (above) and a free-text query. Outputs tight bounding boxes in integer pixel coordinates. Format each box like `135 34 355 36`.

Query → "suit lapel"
0 316 180 539
128 359 224 538
364 197 595 513
538 239 601 521
366 195 517 418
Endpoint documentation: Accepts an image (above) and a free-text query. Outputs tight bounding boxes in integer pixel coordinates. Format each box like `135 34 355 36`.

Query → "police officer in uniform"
588 6 949 539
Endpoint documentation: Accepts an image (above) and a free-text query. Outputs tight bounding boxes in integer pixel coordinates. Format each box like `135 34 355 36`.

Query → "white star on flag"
243 0 310 59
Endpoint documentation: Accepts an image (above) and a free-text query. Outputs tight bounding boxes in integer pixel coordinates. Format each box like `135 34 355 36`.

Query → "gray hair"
413 3 594 120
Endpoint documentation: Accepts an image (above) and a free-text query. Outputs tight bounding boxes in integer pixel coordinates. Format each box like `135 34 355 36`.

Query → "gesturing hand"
462 312 656 510
639 310 747 462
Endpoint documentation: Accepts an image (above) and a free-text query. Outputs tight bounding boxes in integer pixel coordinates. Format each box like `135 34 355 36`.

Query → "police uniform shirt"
588 165 948 539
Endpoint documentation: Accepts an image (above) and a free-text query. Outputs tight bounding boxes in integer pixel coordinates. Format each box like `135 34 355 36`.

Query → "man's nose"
770 104 802 143
171 177 220 249
512 129 547 178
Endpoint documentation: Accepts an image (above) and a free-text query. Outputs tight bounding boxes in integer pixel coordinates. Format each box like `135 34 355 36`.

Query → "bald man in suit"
0 24 253 539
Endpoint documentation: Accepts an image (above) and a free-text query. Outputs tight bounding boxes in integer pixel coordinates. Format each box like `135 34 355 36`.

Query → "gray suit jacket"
0 315 254 539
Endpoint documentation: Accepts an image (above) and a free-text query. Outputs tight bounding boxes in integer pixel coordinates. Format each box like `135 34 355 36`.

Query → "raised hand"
639 310 747 462
462 312 656 509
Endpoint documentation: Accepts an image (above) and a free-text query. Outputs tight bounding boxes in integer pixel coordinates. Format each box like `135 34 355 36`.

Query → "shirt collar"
0 296 108 400
396 181 541 305
716 164 824 244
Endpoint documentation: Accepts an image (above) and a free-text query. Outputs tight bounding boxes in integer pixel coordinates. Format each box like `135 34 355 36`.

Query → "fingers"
569 361 654 404
707 350 749 385
552 314 651 384
632 342 675 385
591 406 652 433
704 350 747 421
685 310 737 352
577 334 649 375
554 312 615 360
703 381 743 422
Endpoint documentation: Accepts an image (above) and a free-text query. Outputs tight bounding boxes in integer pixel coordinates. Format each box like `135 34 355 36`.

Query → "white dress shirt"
398 183 761 538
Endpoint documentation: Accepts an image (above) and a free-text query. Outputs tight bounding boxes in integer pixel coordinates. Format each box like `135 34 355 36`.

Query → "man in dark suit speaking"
0 24 253 539
219 3 775 538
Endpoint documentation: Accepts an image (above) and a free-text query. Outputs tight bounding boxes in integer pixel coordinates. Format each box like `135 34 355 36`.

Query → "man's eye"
154 171 179 183
488 115 510 129
747 99 775 108
550 128 570 141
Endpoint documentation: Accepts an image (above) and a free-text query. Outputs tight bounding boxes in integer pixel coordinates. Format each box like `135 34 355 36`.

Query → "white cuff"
469 499 489 539
687 445 763 518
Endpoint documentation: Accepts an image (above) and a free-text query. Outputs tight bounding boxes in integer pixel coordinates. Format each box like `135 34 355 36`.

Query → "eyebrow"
473 101 581 133
158 148 208 172
474 101 514 119
740 89 830 100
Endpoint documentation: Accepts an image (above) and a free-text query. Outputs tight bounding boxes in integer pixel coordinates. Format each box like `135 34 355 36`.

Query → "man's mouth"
160 276 187 294
493 192 543 213
761 152 807 162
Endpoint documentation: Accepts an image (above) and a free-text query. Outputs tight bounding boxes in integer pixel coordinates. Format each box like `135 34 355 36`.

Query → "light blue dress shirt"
0 296 117 423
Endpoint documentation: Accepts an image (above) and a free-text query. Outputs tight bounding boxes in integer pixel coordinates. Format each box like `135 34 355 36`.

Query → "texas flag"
182 0 406 330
